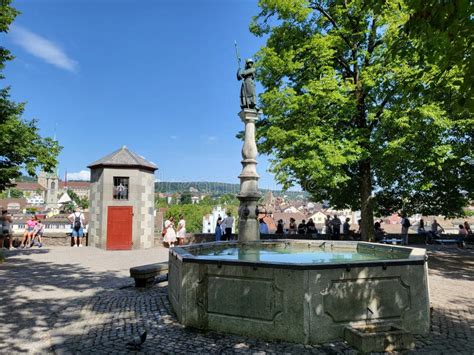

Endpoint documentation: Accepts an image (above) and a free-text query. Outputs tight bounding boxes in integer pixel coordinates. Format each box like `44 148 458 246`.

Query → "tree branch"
369 93 392 129
310 2 354 50
364 18 378 68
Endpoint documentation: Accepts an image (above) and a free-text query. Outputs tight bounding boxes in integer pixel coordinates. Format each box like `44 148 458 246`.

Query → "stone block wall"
89 167 155 250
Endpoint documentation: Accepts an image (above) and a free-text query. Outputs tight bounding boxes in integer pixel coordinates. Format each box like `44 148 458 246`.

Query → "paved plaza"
0 245 473 354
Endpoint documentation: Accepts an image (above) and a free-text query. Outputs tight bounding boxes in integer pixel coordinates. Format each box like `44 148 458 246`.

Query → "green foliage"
403 0 473 111
8 188 23 198
66 189 89 209
61 201 75 214
0 0 61 192
0 187 24 198
26 207 37 214
252 0 473 239
179 191 193 204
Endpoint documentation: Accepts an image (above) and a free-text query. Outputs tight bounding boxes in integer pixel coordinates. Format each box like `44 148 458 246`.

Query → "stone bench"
129 262 168 287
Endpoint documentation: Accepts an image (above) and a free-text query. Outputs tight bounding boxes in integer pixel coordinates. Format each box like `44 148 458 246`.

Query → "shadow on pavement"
0 255 126 353
426 246 474 282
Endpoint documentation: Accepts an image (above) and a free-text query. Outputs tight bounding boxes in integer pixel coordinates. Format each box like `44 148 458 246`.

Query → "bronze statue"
237 58 257 109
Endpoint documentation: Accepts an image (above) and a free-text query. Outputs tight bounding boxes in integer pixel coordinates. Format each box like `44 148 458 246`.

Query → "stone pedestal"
237 109 261 242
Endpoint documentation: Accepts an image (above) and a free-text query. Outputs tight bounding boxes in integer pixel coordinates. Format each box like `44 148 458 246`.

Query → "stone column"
237 109 261 242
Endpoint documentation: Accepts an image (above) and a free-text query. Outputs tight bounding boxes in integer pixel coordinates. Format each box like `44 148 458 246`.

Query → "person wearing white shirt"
222 212 234 240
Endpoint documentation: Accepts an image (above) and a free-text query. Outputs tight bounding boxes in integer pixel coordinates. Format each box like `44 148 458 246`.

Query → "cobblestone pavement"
1 245 473 354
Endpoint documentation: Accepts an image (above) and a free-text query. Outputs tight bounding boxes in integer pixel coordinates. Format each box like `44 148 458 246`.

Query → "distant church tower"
38 171 59 208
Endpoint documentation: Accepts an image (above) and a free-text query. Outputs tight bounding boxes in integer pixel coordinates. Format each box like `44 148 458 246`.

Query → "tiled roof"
88 146 157 171
60 181 91 189
14 182 46 191
0 198 27 210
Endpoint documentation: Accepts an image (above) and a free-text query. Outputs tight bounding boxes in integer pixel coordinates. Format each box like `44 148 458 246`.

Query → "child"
31 220 45 248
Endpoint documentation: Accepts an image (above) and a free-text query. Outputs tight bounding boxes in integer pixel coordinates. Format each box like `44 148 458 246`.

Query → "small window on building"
113 177 129 200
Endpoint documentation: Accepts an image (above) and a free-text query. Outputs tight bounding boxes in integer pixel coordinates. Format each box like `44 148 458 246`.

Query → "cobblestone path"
2 245 473 354
48 283 473 354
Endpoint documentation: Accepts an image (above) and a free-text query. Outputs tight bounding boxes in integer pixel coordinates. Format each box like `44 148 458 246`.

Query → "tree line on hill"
155 181 307 200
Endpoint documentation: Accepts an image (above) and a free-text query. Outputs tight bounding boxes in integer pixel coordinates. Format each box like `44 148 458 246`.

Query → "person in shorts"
68 208 86 247
31 220 45 248
0 210 13 249
21 216 37 248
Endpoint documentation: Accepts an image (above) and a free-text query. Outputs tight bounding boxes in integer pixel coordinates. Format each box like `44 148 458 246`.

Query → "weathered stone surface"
169 241 431 344
344 324 415 352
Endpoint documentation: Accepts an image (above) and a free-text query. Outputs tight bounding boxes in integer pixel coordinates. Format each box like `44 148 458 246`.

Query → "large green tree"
252 0 473 240
0 1 61 191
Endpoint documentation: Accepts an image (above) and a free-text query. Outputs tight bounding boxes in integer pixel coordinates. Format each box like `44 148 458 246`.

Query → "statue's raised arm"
237 58 257 110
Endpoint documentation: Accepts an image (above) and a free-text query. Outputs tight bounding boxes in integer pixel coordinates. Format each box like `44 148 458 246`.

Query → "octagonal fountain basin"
168 240 430 344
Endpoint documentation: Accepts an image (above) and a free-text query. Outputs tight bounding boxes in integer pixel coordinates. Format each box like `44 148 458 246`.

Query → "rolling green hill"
155 181 307 199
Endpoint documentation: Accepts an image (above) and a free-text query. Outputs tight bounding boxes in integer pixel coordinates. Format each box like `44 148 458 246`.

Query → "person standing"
259 218 269 234
457 224 467 248
0 210 13 249
324 215 332 237
400 214 411 245
223 212 234 241
288 218 297 235
306 218 316 236
331 215 341 240
163 217 177 247
464 221 472 235
176 215 186 246
275 219 284 235
215 217 223 241
68 208 86 247
343 218 351 240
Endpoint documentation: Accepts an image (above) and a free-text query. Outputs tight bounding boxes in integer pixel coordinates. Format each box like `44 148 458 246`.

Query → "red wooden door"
107 206 133 250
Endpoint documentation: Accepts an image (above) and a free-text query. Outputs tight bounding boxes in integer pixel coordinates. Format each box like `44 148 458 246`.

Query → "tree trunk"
359 159 374 241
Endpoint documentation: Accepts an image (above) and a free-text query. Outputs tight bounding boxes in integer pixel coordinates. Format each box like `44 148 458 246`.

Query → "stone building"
87 146 157 250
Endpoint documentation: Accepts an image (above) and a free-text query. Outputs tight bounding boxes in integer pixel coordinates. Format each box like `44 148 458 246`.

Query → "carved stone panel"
323 277 410 322
207 276 282 322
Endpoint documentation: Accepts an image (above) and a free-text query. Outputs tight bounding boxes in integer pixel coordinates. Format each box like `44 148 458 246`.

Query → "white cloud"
10 25 77 72
67 170 90 181
170 135 178 140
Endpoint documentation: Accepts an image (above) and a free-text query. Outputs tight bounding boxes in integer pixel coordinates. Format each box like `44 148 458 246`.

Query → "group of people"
0 207 87 249
417 218 471 247
274 217 319 236
271 215 352 240
215 212 234 241
1 211 45 249
162 215 186 247
20 215 45 248
375 216 472 247
324 215 352 240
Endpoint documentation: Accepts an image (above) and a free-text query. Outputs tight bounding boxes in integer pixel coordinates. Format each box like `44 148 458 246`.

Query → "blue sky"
3 0 288 190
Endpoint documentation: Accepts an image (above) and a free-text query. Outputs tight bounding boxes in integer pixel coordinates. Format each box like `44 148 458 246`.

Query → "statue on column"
237 58 257 109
